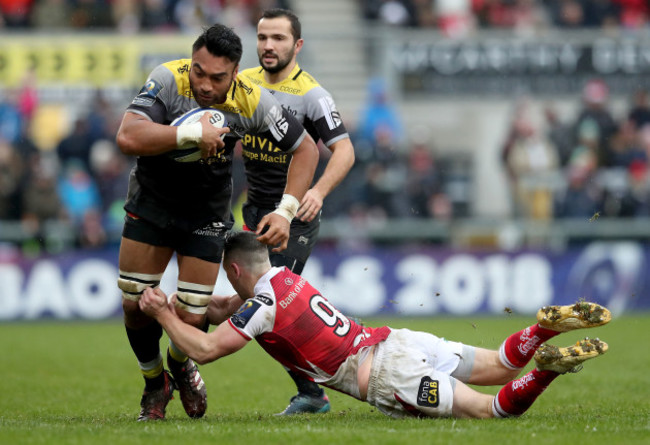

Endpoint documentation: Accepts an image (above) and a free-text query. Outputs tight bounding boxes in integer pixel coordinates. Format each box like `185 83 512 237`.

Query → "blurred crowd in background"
0 0 291 33
361 0 650 36
501 80 650 221
1 0 650 254
2 1 648 34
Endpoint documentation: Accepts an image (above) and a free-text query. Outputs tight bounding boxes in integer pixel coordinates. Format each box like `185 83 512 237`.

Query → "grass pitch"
1 314 648 445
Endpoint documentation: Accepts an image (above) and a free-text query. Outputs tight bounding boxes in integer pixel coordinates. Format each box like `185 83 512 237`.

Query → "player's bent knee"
117 270 163 302
175 309 206 327
465 347 519 386
122 298 140 314
175 281 214 317
121 299 155 327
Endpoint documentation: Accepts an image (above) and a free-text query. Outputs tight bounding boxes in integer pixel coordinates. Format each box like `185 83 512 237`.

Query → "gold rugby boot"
534 338 608 374
537 302 611 332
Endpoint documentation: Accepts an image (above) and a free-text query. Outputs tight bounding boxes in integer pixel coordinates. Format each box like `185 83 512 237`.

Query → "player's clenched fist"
139 287 171 317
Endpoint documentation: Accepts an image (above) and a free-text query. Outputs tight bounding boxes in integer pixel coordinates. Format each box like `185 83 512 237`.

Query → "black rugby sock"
144 372 165 391
125 322 164 389
288 370 323 398
125 321 163 363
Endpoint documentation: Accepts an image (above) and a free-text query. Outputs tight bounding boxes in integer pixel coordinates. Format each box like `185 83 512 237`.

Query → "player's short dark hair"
224 231 269 264
193 24 243 64
260 8 301 41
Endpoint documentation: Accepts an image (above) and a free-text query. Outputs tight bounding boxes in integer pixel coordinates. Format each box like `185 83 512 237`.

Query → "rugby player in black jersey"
207 9 355 415
115 23 318 421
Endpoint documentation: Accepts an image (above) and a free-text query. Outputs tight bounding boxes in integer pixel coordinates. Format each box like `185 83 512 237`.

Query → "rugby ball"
168 108 227 163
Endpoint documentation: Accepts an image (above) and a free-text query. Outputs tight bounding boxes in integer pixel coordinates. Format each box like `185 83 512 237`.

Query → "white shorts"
321 346 373 400
366 328 475 418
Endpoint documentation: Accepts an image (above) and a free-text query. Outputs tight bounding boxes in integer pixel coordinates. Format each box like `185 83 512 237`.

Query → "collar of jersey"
254 266 284 296
254 63 302 90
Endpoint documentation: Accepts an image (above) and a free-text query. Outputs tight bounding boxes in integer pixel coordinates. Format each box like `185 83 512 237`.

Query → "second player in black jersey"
207 9 356 416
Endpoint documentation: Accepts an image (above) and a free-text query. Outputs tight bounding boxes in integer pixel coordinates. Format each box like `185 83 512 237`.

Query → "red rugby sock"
499 324 559 369
492 368 558 417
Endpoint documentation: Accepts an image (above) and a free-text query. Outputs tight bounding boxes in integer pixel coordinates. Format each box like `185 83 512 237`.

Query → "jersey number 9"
310 295 350 337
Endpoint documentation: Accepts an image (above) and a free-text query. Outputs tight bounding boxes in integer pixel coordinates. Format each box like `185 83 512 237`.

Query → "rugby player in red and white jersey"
209 9 356 415
115 24 318 421
140 231 611 420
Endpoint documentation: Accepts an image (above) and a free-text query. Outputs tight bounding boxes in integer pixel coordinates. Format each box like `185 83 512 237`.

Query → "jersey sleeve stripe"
323 133 349 148
125 109 154 121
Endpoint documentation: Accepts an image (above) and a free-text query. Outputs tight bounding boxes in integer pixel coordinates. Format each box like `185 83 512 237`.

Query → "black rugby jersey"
124 59 307 231
240 64 349 209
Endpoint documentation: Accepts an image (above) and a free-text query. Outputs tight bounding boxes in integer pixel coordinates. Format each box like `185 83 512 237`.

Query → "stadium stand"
1 1 649 254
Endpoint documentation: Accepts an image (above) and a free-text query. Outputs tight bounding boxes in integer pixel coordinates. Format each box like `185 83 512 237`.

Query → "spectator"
364 160 408 218
355 77 405 161
220 0 255 31
581 0 620 27
609 120 647 168
0 0 33 27
404 140 443 218
30 0 71 29
360 0 418 27
554 140 601 218
378 0 416 27
0 140 24 220
17 70 38 124
173 0 222 34
21 153 65 236
12 71 42 162
432 0 477 37
140 0 175 31
78 208 107 248
612 126 650 216
0 89 24 145
12 128 40 164
627 89 650 131
56 118 94 173
544 105 575 167
573 79 618 167
502 100 560 219
89 139 131 233
69 0 114 28
611 0 648 29
86 90 119 144
56 159 102 227
479 0 547 34
541 0 619 28
621 159 650 216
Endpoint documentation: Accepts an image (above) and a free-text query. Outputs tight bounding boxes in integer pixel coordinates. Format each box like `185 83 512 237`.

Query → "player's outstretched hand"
197 113 230 159
296 188 323 222
140 287 171 318
256 213 290 252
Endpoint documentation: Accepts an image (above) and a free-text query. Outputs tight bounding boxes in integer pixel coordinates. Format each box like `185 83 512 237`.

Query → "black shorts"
122 212 231 263
242 202 319 265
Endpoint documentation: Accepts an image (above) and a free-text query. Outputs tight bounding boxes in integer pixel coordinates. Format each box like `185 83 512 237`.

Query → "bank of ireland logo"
285 278 293 286
416 376 439 408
